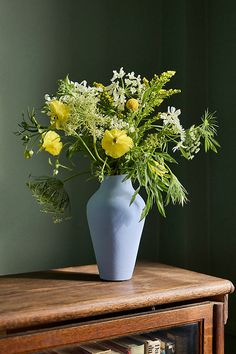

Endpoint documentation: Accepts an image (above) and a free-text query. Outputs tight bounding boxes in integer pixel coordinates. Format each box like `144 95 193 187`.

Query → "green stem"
121 77 125 91
63 170 89 184
93 136 104 163
101 157 108 177
74 133 97 161
29 132 41 149
93 136 111 171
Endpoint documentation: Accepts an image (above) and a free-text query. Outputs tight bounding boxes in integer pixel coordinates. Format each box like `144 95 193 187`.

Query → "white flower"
161 107 182 129
111 67 125 81
108 116 129 130
129 126 135 133
73 80 101 95
127 71 136 80
44 94 51 101
80 80 87 86
173 141 185 152
125 71 145 97
106 81 119 94
161 106 186 150
130 87 137 94
167 106 181 117
124 78 133 86
108 83 126 111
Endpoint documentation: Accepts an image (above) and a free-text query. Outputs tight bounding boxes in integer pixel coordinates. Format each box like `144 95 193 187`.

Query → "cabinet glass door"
36 322 200 354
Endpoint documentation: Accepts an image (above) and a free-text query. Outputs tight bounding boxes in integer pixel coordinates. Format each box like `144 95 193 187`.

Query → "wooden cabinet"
0 263 234 354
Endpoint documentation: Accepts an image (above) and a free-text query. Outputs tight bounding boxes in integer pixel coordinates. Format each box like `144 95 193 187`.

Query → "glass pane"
149 323 200 353
36 322 199 354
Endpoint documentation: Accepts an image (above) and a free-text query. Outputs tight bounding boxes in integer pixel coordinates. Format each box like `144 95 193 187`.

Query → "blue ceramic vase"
87 175 145 281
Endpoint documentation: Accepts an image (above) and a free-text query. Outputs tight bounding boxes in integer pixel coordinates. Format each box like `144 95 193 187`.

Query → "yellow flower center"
42 131 63 156
101 129 134 159
49 100 70 129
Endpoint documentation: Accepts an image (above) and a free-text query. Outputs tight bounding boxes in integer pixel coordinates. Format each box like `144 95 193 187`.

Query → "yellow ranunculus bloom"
126 98 139 112
42 131 63 156
49 100 70 129
102 129 134 159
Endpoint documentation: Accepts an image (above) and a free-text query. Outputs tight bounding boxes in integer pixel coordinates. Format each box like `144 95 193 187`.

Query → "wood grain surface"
0 262 234 331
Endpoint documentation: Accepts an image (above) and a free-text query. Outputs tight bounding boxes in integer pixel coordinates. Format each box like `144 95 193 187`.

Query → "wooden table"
0 263 234 354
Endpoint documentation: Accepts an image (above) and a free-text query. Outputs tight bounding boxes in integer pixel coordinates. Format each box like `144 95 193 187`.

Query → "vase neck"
100 175 132 192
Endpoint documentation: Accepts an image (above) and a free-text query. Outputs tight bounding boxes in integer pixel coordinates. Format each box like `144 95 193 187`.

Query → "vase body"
87 175 145 281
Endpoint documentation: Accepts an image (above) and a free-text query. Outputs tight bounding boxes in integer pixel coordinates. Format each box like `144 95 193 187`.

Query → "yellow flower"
42 131 63 156
126 98 139 112
102 129 134 159
49 100 70 129
149 161 168 177
93 82 105 89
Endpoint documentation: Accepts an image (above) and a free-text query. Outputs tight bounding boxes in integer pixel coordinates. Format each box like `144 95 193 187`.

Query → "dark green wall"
208 0 236 336
0 0 94 273
0 0 235 340
0 0 163 274
155 0 236 337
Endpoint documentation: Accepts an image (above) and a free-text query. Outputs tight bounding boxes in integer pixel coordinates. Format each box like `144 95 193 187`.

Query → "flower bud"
126 98 139 112
22 135 29 142
143 77 149 86
24 150 34 159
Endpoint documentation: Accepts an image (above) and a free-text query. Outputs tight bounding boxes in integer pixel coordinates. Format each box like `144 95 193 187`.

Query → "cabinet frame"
0 302 213 354
0 262 233 354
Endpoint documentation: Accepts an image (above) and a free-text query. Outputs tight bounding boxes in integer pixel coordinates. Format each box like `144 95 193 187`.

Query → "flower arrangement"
17 68 219 222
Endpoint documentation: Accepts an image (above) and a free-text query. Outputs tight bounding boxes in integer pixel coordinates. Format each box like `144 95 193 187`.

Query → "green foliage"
17 68 220 222
200 110 220 152
139 71 181 120
27 177 71 223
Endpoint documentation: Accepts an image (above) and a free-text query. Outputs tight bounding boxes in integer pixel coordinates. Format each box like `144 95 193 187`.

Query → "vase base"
98 269 133 281
100 276 132 282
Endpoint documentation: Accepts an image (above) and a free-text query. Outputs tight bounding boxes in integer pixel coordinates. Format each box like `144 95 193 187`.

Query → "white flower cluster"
73 80 102 96
124 71 144 96
107 67 145 110
106 81 126 111
111 67 126 81
108 116 130 131
45 78 101 104
63 93 105 137
160 107 186 152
